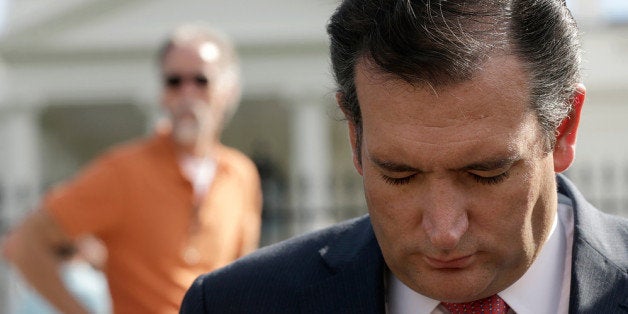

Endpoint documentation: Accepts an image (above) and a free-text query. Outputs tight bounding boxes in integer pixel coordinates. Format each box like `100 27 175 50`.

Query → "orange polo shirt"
44 129 262 313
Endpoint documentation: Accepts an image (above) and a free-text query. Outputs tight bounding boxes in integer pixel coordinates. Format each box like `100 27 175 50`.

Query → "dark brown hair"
328 0 581 161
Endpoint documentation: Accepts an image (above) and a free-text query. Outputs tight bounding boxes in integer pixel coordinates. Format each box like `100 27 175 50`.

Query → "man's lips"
424 254 475 269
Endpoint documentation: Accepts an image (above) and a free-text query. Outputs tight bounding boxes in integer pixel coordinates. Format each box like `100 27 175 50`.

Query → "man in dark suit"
181 1 628 313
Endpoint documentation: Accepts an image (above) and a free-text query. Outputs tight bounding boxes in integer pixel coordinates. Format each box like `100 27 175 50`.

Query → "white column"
0 102 42 314
290 99 333 234
0 105 41 225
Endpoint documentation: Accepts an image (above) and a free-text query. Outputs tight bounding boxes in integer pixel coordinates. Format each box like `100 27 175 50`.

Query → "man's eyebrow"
370 155 520 173
461 156 520 171
370 156 421 172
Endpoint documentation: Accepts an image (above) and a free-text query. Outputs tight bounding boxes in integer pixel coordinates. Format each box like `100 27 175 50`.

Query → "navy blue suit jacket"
181 175 628 313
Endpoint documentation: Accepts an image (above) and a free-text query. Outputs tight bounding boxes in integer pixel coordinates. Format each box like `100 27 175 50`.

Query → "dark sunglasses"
164 74 209 88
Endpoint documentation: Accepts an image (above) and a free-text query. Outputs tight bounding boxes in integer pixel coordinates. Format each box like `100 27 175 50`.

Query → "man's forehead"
355 53 539 152
162 42 225 74
198 42 221 63
354 55 532 120
166 40 222 60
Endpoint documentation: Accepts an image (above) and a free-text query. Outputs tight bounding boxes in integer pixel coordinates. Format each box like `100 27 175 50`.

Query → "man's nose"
420 179 469 250
180 80 204 97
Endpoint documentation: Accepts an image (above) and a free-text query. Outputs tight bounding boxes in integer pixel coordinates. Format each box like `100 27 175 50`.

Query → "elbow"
3 219 47 267
1 226 21 263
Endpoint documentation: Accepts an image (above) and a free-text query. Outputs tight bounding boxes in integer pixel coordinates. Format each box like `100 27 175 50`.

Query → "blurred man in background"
4 23 262 313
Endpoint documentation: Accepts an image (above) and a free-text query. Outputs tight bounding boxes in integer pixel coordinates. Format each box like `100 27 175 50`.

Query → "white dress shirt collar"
499 202 573 314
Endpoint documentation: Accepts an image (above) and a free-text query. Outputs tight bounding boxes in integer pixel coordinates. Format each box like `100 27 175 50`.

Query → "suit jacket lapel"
298 216 387 313
557 175 628 313
569 236 628 313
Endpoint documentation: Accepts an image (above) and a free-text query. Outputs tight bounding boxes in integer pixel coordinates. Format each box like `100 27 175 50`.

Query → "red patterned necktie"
441 294 510 314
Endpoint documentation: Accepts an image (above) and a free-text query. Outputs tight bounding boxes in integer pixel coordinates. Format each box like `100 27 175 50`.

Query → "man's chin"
173 125 199 148
402 265 498 303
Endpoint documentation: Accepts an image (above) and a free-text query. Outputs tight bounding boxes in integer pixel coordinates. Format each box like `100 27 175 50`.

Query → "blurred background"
0 0 626 312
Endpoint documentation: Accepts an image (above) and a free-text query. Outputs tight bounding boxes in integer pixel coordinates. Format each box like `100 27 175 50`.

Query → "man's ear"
553 84 586 173
336 92 363 175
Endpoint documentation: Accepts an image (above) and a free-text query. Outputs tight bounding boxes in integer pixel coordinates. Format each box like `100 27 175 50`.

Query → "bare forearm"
7 211 89 314
12 244 88 314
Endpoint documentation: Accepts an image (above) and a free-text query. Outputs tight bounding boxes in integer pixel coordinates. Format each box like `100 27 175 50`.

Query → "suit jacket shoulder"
557 175 628 313
181 215 386 313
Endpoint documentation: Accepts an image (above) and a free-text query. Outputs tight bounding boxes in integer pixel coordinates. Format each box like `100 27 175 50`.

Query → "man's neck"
173 139 218 159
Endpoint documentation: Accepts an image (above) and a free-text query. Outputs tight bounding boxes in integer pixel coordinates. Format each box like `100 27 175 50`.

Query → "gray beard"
173 119 200 147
